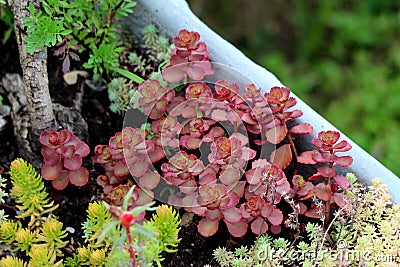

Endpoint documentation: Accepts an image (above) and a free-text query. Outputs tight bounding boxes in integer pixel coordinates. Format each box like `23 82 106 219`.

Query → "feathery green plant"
9 158 58 228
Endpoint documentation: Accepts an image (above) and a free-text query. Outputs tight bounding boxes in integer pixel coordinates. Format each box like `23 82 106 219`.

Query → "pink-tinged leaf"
62 55 70 74
334 175 350 190
225 219 248 238
211 109 228 121
270 144 292 169
220 167 240 185
251 217 268 235
162 65 186 83
304 205 325 219
270 225 282 235
63 155 82 171
297 150 318 164
230 181 246 198
128 160 147 177
198 218 219 237
41 162 62 180
290 123 313 134
266 124 287 144
58 145 75 158
51 170 69 190
138 171 160 190
318 166 336 178
69 167 89 186
181 106 197 118
75 142 90 157
267 208 283 225
114 161 129 177
221 207 242 223
334 156 353 167
204 209 223 221
181 136 201 150
179 180 198 195
314 183 332 201
41 146 57 158
333 193 352 210
43 153 61 166
245 168 261 185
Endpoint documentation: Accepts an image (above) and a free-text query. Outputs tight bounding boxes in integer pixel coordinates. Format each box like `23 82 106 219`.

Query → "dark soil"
0 29 260 266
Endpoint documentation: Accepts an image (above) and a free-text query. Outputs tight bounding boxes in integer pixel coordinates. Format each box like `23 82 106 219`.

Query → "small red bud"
120 212 135 227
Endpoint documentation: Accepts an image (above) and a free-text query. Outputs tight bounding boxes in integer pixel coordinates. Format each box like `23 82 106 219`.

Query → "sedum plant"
65 186 181 267
40 129 90 190
0 159 68 266
211 174 400 267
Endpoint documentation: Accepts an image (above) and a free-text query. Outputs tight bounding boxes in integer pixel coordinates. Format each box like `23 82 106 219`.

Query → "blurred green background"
187 0 400 176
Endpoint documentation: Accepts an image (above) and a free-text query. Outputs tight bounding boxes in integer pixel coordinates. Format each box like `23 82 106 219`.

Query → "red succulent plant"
40 129 90 190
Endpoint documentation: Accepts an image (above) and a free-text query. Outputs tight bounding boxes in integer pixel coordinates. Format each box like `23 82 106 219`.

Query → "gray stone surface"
125 0 400 203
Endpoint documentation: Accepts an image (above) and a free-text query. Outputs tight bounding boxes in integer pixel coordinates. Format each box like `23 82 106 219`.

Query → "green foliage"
9 158 58 227
0 2 14 45
35 218 68 257
107 77 136 113
149 204 181 253
0 256 26 267
23 3 71 54
0 159 68 266
82 201 113 247
23 0 137 75
83 43 122 75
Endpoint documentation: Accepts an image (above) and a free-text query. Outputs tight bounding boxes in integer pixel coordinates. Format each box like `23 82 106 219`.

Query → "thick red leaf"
297 150 318 164
138 171 160 190
334 175 350 190
69 167 89 186
270 144 292 169
333 140 352 152
198 218 219 237
225 219 248 238
314 183 332 201
290 123 313 134
63 155 82 170
41 162 62 181
266 124 287 144
51 170 69 190
334 156 353 167
317 166 336 178
267 208 283 225
251 217 268 235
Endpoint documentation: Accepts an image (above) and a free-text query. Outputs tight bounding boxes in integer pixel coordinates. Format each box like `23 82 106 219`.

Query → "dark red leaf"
317 166 336 178
270 144 292 169
334 156 353 167
62 55 70 74
290 123 313 134
334 175 350 189
314 183 332 201
69 51 81 61
53 44 66 56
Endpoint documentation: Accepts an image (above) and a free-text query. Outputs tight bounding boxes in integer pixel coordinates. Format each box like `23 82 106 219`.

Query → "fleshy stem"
286 133 298 176
324 160 334 226
124 225 138 267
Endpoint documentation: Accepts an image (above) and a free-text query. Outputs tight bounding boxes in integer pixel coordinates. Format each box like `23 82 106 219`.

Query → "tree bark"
8 1 56 133
7 0 56 162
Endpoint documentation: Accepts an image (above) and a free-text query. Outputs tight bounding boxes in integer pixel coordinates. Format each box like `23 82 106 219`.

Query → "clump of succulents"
40 129 90 190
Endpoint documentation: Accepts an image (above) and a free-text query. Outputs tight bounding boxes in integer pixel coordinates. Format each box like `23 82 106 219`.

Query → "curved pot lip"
126 0 400 204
